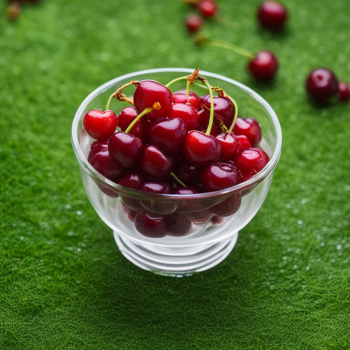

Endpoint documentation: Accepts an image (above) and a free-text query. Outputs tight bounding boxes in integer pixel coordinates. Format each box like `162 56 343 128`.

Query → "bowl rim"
72 68 282 201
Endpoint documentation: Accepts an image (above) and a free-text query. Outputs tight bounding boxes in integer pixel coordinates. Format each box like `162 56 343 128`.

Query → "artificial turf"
1 0 350 348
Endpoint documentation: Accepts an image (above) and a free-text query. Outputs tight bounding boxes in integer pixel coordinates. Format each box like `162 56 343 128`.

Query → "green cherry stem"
227 95 238 133
170 172 187 188
106 92 116 110
106 81 137 110
186 79 191 103
202 79 214 136
165 76 188 88
125 104 159 134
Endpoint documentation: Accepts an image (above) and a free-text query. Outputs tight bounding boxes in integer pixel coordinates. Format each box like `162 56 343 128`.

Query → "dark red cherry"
248 51 278 81
108 132 143 168
210 193 241 217
200 94 235 129
198 0 217 18
257 1 287 30
169 103 200 131
119 170 145 190
149 118 188 154
198 111 221 136
89 150 124 181
140 182 172 194
88 140 108 162
184 131 221 167
83 109 117 140
116 106 148 142
186 13 203 32
174 160 202 185
172 90 201 110
210 216 225 225
306 68 339 102
233 117 262 146
122 204 137 222
234 147 270 182
216 133 238 160
202 162 240 192
185 209 212 224
166 213 192 236
339 82 350 103
139 145 175 178
133 80 172 120
235 135 252 155
175 188 201 213
134 212 167 238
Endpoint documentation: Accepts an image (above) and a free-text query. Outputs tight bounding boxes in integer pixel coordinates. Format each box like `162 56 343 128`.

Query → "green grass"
1 0 350 348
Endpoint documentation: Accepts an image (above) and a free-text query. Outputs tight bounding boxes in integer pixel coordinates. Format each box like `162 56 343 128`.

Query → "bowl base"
113 232 239 277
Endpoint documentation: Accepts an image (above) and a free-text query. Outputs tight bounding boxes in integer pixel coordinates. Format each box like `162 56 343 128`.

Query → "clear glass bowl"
72 68 282 276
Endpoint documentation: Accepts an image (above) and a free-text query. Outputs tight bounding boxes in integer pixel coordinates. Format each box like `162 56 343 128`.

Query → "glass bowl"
72 68 282 276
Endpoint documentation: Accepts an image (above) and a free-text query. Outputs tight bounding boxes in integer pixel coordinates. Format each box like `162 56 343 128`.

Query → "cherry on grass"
168 103 200 131
257 1 287 30
186 13 203 32
338 82 350 103
306 68 339 103
248 51 278 81
134 212 167 238
233 117 262 146
83 110 117 141
198 0 217 18
172 90 201 110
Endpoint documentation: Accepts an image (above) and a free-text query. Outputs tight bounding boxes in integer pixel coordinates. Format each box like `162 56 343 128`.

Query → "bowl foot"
113 231 239 276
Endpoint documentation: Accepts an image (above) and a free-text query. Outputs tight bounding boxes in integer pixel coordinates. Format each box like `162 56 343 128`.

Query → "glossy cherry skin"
200 94 235 129
234 148 270 182
184 131 221 167
216 133 238 160
257 1 287 30
134 80 172 120
116 106 148 142
174 160 202 185
233 117 262 146
108 132 143 168
88 140 108 162
89 150 124 181
235 135 252 155
339 82 350 103
119 170 145 190
210 193 241 217
83 109 117 140
185 209 212 224
248 51 278 81
166 213 192 236
172 90 201 110
198 0 217 17
186 13 203 32
202 162 240 192
134 212 167 238
149 118 188 154
306 68 339 102
168 103 200 131
139 145 175 179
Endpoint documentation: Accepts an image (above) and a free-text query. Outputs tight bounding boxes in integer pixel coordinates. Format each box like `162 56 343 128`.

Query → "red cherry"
83 109 117 140
198 111 221 136
234 148 270 182
168 103 200 131
134 212 167 238
236 135 252 155
198 0 217 18
174 160 202 185
172 90 201 110
133 80 172 120
210 193 241 217
166 213 192 236
257 1 287 30
116 106 148 142
186 13 203 32
339 82 350 103
202 162 240 192
185 209 212 224
89 149 124 181
139 145 175 178
233 117 262 146
88 140 108 162
216 133 238 160
248 51 278 81
175 188 201 213
119 170 145 190
108 132 143 168
200 94 235 129
149 118 188 154
183 131 221 167
306 68 339 102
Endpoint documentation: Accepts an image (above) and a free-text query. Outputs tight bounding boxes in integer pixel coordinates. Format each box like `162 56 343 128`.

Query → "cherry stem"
227 96 238 132
171 172 187 188
186 79 191 103
202 79 214 135
106 81 137 110
125 105 157 134
165 76 188 88
195 35 255 61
